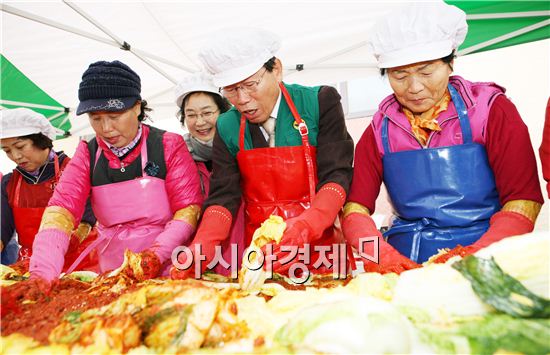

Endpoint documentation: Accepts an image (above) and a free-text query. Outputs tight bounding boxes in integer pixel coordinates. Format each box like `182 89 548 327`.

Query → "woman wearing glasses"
174 72 245 276
171 28 354 279
27 60 203 283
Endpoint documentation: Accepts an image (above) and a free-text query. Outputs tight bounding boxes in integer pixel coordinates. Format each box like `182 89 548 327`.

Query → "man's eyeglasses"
221 69 267 98
185 109 219 121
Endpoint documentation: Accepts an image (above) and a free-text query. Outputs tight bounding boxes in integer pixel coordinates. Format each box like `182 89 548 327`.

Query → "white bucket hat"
198 27 281 87
174 71 220 108
368 1 467 69
1 108 62 140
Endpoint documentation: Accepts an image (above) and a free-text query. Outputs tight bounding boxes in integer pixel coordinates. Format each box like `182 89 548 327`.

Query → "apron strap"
238 115 247 151
381 117 392 154
140 136 148 173
65 232 106 274
13 153 61 207
448 84 472 144
53 154 60 183
13 172 23 208
278 82 316 202
383 217 431 262
94 146 102 171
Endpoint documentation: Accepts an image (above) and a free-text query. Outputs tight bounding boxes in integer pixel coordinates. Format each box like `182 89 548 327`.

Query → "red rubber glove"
269 183 346 273
431 244 475 264
342 212 419 274
433 211 535 263
472 211 534 249
170 205 232 280
276 183 346 247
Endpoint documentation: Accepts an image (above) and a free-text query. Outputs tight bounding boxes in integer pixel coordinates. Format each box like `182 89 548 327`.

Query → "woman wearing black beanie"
28 60 203 282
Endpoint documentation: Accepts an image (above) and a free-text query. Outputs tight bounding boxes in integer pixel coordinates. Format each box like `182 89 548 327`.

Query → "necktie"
262 117 276 147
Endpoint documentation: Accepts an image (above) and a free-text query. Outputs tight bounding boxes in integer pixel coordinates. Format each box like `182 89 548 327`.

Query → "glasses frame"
220 68 268 98
184 109 219 121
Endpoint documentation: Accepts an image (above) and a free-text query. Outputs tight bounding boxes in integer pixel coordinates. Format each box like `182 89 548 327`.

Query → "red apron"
236 83 347 274
9 155 98 271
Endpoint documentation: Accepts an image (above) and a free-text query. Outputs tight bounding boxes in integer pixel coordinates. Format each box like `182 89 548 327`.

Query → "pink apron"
67 139 172 273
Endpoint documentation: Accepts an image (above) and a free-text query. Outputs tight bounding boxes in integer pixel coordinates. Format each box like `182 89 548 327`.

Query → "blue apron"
381 84 500 263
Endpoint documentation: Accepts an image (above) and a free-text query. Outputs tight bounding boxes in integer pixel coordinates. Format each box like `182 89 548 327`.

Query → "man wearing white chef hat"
0 108 97 269
342 1 543 270
172 27 355 279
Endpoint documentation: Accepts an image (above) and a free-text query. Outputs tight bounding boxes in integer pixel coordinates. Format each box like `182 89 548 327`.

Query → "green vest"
216 83 321 157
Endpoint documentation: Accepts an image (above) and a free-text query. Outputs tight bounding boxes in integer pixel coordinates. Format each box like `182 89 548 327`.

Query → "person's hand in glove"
66 222 93 264
171 205 232 280
29 228 70 282
122 206 199 280
121 250 162 282
342 203 419 274
434 209 536 263
73 222 92 243
269 183 346 274
432 244 475 264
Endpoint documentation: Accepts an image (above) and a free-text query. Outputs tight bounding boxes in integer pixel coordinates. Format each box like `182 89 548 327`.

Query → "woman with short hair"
1 108 97 270
29 60 203 282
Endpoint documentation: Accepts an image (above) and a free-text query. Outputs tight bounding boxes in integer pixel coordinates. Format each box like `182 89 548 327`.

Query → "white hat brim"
176 86 221 108
212 59 267 88
378 40 455 69
0 127 42 140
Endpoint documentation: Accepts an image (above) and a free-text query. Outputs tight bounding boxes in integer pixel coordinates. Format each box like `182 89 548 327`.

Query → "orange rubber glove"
170 205 232 280
342 212 419 274
433 210 535 263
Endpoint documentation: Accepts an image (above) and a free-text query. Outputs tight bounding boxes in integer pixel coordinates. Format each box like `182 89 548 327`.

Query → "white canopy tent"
1 1 405 134
3 1 548 132
1 1 549 229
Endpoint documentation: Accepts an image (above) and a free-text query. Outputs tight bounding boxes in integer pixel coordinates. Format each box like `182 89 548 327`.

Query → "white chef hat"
368 1 468 69
1 108 62 140
198 27 281 87
174 71 221 108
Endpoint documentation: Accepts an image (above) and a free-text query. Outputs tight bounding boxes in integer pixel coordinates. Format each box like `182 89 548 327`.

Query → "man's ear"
273 58 283 81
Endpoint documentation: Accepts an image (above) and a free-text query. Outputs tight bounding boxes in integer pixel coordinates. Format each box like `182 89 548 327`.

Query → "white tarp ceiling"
2 1 408 135
2 1 549 136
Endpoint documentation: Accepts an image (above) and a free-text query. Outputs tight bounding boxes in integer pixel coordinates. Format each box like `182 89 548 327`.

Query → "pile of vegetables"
1 232 548 354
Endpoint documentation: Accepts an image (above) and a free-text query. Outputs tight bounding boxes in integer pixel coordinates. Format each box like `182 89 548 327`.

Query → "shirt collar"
269 90 282 119
103 123 142 158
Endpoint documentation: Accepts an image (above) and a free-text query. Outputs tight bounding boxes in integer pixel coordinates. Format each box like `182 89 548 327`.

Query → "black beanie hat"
76 60 142 115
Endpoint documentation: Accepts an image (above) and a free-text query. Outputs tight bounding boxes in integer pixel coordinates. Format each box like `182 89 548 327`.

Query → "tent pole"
459 18 550 55
63 0 179 84
141 3 201 70
0 100 65 111
46 111 66 121
467 11 550 20
304 41 369 66
0 4 194 73
285 40 371 76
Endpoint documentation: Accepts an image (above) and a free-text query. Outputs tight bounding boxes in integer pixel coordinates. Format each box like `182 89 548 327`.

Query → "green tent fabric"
449 1 550 54
1 54 71 138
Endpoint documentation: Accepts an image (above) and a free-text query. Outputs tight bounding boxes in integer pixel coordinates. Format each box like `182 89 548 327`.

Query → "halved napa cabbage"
274 296 431 354
239 215 286 293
